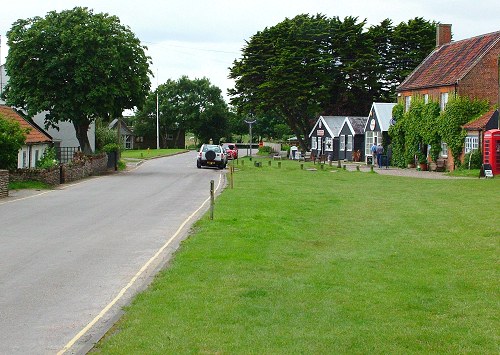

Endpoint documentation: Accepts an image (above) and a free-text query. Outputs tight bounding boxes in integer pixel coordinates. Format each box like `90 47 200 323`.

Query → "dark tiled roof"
463 109 499 130
398 31 500 91
347 117 368 135
0 105 52 144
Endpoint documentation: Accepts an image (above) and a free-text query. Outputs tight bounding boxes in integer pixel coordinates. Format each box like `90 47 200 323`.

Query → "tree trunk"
73 121 92 154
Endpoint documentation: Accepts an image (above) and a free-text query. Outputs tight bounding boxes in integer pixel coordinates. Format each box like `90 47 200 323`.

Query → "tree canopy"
229 14 436 150
134 76 230 146
0 114 27 170
4 7 152 153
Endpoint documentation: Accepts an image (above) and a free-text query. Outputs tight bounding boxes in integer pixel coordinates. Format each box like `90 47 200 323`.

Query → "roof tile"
0 105 52 144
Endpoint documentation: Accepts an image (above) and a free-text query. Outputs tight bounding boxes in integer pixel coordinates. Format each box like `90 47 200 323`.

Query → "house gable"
0 105 52 144
364 103 396 133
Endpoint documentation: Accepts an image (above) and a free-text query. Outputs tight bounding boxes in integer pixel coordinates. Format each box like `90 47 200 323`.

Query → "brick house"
396 25 500 169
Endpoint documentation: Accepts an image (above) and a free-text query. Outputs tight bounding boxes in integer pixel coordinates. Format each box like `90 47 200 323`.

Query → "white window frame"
347 135 353 151
464 136 479 153
405 96 412 112
424 94 429 104
440 92 449 111
340 135 346 151
311 137 317 150
440 142 448 158
325 137 333 151
365 131 374 156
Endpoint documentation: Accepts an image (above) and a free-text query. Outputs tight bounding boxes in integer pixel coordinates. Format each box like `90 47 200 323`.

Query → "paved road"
0 152 225 354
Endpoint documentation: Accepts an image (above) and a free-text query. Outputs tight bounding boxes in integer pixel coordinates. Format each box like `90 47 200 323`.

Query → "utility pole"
156 69 160 150
244 119 256 157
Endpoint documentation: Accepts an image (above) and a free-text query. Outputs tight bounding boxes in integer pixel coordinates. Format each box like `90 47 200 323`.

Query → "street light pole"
244 119 256 158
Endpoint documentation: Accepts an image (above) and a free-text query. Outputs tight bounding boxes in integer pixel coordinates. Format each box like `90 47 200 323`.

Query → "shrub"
36 147 59 169
463 150 482 169
0 115 27 169
102 143 121 153
257 145 273 155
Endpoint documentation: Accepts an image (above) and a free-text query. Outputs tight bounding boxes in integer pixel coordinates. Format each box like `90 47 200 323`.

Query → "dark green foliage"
35 147 58 169
229 14 436 151
102 143 121 153
463 150 482 169
134 76 230 146
95 120 118 151
438 97 489 167
0 115 27 169
4 7 151 153
257 145 273 155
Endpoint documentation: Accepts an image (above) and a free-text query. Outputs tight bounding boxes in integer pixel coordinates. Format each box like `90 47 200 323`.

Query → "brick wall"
0 170 8 198
459 41 500 107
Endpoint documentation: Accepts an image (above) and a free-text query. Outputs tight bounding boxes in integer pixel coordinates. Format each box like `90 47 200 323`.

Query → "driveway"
0 151 224 354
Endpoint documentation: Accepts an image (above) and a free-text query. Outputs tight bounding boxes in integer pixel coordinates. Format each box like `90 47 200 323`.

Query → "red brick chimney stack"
436 24 452 46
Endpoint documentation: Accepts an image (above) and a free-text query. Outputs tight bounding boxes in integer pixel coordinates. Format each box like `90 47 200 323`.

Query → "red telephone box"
483 129 500 176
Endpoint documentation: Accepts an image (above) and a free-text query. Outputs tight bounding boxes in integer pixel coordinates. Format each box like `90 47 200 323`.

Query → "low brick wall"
10 153 108 186
0 170 8 198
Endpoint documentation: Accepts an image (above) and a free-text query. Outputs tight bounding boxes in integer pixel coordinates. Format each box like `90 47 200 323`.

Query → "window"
424 94 429 104
440 92 449 111
311 137 317 150
347 135 353 151
340 135 346 151
405 96 412 112
325 137 333 151
465 136 479 153
365 131 374 156
22 150 27 168
440 142 448 157
34 150 40 165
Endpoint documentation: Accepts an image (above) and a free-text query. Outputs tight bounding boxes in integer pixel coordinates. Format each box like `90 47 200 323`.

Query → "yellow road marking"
57 173 223 354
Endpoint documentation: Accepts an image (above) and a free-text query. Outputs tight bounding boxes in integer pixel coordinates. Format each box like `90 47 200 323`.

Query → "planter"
407 163 415 169
419 163 428 171
428 161 437 171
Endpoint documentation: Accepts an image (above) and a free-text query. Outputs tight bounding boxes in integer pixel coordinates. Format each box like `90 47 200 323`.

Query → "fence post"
210 180 214 220
300 163 304 170
278 162 281 168
230 165 234 189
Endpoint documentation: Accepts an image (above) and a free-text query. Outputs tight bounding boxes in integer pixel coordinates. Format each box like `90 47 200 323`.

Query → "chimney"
436 24 452 46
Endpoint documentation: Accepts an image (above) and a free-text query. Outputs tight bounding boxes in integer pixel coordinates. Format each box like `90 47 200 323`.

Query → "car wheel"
196 160 201 168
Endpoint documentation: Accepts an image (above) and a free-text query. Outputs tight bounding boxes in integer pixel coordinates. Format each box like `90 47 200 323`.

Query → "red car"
222 143 238 159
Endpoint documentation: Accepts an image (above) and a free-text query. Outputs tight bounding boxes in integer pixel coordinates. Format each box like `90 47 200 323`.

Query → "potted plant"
417 152 428 171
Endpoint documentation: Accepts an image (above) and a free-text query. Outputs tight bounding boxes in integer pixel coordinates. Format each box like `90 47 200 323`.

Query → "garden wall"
10 153 108 186
0 170 8 198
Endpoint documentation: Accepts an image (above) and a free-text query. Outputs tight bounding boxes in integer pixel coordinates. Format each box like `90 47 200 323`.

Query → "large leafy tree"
4 7 151 153
134 76 230 146
0 114 28 169
229 14 436 150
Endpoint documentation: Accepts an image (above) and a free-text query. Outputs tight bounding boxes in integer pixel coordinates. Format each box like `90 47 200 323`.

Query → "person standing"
370 143 377 165
376 144 384 168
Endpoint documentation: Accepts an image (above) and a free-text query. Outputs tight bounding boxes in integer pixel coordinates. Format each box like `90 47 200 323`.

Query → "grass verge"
8 180 52 190
95 158 499 354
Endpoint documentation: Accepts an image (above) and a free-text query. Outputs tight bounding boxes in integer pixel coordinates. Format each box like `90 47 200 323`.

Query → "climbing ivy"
438 96 489 168
389 95 487 168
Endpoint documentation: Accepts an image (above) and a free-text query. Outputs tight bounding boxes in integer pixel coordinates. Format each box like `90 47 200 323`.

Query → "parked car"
197 144 227 169
222 143 238 159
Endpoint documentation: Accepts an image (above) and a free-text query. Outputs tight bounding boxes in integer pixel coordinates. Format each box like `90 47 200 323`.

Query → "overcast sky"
1 0 499 102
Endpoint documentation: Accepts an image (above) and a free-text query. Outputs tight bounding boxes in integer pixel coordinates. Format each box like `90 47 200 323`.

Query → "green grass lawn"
121 148 187 159
95 159 499 354
8 180 52 190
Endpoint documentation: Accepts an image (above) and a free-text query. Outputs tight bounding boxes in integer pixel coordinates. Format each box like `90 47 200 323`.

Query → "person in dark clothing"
376 144 384 168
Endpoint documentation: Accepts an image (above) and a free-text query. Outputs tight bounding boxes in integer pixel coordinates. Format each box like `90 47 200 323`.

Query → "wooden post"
300 163 304 170
278 161 281 168
230 165 234 189
268 160 271 166
210 180 214 220
337 159 341 168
